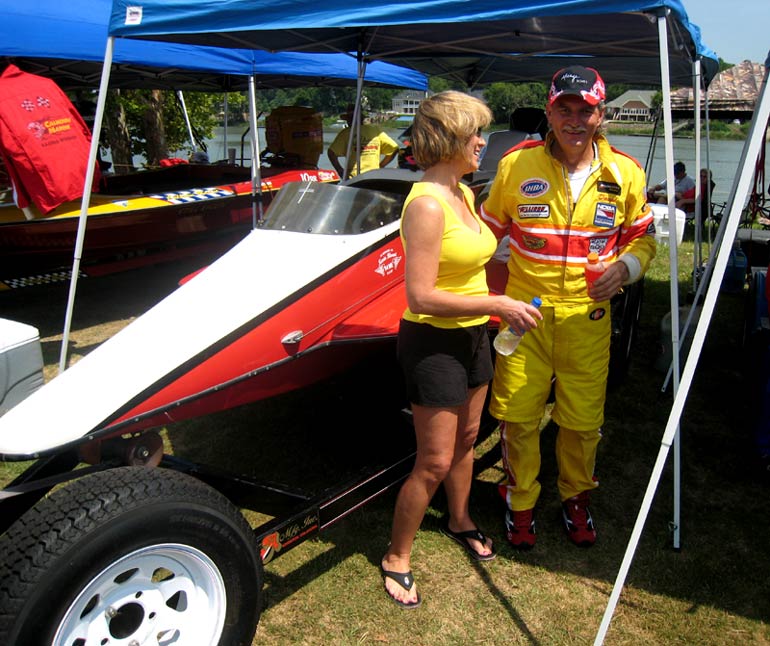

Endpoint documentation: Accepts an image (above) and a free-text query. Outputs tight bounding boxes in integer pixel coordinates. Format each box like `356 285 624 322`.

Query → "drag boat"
0 163 339 288
0 170 415 459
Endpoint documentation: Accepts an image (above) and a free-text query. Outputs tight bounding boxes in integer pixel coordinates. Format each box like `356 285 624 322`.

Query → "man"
647 161 696 204
480 66 657 549
327 104 398 178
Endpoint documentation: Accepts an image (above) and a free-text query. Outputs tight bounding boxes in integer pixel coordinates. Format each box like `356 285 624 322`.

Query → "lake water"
606 134 770 207
202 125 769 207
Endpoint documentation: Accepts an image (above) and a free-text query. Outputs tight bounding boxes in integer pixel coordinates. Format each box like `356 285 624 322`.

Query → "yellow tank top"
401 182 497 329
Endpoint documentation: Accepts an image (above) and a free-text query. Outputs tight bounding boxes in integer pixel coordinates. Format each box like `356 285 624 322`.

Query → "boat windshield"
259 182 404 235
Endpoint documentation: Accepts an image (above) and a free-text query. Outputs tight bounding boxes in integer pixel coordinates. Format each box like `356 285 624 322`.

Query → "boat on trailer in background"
0 161 338 289
0 0 427 290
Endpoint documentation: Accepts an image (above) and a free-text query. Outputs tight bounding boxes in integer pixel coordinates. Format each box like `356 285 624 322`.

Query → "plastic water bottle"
585 252 606 291
493 297 542 356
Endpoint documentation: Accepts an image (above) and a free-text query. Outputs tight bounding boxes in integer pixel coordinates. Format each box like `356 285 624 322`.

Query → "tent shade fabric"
107 0 718 86
4 1 428 91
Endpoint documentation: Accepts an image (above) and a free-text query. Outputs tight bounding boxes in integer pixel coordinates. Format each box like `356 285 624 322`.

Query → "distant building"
391 90 428 115
606 90 657 122
672 60 764 121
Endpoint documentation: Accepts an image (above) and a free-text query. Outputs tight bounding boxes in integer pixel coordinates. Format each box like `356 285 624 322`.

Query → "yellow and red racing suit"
480 132 656 507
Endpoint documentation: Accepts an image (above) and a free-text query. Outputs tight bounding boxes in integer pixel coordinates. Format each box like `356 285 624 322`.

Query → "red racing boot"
504 508 536 549
561 492 596 547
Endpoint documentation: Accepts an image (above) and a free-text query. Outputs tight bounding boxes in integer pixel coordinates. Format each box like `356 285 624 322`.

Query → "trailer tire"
0 466 262 646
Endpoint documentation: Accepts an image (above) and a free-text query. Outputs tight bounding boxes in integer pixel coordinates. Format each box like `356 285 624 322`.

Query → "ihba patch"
593 203 616 228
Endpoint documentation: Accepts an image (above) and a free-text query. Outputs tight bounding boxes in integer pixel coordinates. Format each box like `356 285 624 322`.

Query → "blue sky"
683 0 769 65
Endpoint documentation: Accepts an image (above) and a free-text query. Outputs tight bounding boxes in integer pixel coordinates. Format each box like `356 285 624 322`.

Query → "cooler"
650 204 686 246
0 318 44 416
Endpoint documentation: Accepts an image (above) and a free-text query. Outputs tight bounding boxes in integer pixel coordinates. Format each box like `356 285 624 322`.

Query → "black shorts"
397 319 493 408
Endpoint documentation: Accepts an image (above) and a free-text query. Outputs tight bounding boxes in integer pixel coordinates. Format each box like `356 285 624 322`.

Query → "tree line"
95 74 701 173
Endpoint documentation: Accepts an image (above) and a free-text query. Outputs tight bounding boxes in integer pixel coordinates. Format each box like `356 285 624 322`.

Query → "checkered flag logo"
21 99 34 111
36 96 51 108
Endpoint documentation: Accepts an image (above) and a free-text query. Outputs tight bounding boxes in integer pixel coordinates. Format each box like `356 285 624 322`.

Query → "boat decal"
0 268 86 290
150 187 236 204
260 512 320 564
374 247 402 277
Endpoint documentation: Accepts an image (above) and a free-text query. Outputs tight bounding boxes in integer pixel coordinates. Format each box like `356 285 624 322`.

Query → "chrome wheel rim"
53 543 226 646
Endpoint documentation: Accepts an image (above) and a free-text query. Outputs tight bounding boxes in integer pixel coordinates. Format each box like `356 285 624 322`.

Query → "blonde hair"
411 91 492 169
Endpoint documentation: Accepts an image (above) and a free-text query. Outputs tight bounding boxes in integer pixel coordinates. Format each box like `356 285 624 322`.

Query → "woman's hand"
496 296 543 334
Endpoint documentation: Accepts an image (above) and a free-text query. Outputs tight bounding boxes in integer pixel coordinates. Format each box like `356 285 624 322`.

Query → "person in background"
189 151 210 164
327 104 399 178
380 91 541 608
647 160 696 204
676 167 715 220
480 65 657 550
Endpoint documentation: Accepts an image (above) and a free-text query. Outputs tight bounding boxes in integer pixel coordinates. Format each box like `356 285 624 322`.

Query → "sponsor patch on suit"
519 178 549 198
588 238 609 254
597 181 621 196
522 234 547 250
517 204 550 218
594 203 616 228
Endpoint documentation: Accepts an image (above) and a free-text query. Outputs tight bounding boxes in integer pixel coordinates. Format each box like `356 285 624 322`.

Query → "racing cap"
548 66 606 106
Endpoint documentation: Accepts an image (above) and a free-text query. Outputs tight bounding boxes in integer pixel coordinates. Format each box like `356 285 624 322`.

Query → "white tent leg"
692 59 703 294
176 90 196 151
341 54 367 181
223 93 229 161
595 54 770 646
247 75 263 228
655 14 684 553
58 37 115 373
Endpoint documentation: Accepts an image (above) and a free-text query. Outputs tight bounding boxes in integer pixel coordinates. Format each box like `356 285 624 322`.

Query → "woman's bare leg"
382 404 459 604
442 385 493 556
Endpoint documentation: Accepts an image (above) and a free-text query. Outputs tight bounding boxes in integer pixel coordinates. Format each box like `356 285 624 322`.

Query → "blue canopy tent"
99 2 768 643
4 1 428 91
106 0 718 86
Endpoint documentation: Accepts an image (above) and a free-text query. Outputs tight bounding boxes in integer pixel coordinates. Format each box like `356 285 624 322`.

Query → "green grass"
2 243 770 645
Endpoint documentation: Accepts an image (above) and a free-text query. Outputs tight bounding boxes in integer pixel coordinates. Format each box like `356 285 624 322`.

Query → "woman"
381 91 542 608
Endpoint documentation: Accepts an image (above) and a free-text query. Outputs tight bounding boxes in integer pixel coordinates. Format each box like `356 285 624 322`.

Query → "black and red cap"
548 66 606 106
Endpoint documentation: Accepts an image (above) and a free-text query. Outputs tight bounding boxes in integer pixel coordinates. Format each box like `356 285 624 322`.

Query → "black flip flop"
380 565 422 609
440 524 497 561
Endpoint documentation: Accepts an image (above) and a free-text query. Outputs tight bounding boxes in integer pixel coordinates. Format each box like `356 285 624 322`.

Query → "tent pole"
704 86 713 250
247 75 263 228
355 56 367 177
223 93 229 162
655 13 684 553
692 59 702 294
176 90 196 151
595 12 679 643
595 53 770 646
660 61 715 393
341 49 366 181
58 36 115 374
